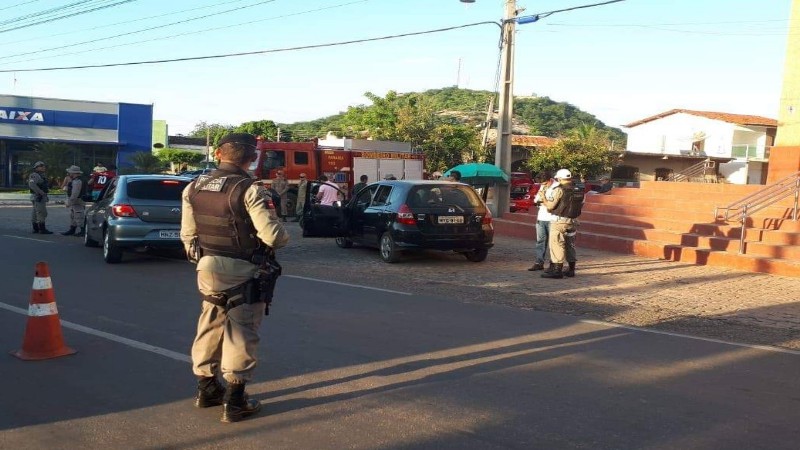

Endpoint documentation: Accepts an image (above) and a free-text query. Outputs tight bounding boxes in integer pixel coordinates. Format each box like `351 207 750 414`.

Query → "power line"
0 0 139 34
0 0 44 13
515 0 627 23
0 0 373 65
0 21 501 73
0 0 277 62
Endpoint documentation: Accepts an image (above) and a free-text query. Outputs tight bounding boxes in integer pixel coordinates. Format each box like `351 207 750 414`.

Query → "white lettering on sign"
197 175 227 192
0 109 45 122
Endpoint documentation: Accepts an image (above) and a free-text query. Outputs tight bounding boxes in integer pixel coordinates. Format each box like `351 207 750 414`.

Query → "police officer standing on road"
294 172 308 221
62 165 87 237
541 169 583 279
271 169 289 222
28 161 53 234
181 133 289 423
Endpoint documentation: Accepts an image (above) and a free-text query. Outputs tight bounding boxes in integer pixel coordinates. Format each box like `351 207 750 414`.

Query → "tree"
127 152 164 174
234 120 279 141
157 148 205 172
526 129 616 179
32 142 76 186
190 122 235 147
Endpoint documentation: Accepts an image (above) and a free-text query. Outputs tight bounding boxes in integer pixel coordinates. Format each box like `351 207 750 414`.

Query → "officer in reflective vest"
181 133 289 423
28 161 53 234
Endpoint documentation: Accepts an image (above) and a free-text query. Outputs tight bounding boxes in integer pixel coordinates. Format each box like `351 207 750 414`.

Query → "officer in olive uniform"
541 169 583 279
28 161 53 234
62 165 87 237
180 133 289 423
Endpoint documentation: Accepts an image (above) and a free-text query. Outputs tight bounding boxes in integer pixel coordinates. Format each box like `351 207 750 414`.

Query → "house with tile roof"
619 109 777 184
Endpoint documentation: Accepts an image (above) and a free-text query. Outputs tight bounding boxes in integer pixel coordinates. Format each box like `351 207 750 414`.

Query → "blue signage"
0 107 118 130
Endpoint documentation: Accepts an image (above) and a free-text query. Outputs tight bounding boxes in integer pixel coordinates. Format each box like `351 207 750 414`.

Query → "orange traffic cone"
11 262 77 360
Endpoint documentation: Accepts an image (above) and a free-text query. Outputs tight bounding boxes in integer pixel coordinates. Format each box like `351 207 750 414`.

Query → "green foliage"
514 96 626 143
157 148 205 166
32 142 76 185
126 151 164 174
234 120 279 141
189 121 235 147
526 127 616 179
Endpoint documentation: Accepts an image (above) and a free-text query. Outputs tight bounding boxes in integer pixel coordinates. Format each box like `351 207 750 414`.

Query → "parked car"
301 180 494 263
178 168 214 179
83 174 191 263
509 183 541 213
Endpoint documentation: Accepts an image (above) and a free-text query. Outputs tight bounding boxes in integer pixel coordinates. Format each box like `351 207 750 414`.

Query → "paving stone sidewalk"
2 201 798 350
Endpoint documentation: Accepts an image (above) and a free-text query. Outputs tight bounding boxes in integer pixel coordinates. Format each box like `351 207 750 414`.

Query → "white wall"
719 161 748 184
625 113 735 157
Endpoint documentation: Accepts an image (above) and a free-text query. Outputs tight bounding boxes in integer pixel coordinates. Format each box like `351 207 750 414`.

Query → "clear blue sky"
0 0 792 137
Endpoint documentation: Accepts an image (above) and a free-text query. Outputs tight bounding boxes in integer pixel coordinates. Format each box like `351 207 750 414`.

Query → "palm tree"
128 151 164 174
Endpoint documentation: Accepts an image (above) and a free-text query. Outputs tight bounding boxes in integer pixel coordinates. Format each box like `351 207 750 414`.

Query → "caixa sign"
0 109 44 122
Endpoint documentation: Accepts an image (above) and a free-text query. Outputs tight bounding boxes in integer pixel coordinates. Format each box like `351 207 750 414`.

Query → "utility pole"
205 125 211 166
492 0 517 217
277 127 281 142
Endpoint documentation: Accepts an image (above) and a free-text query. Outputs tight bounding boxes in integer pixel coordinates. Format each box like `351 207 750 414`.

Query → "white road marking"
580 319 800 356
2 235 53 243
0 302 191 363
284 275 412 295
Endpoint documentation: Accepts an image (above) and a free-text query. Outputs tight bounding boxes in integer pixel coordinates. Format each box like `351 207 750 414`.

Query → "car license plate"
437 215 464 224
159 230 180 239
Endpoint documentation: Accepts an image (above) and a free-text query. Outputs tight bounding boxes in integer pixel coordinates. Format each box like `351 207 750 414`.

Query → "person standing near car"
294 172 308 221
540 169 583 279
316 175 339 206
28 161 53 234
351 174 368 198
181 132 289 423
62 165 87 237
271 170 288 222
528 171 555 272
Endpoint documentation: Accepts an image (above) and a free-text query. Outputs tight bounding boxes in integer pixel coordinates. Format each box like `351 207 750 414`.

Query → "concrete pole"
492 0 517 216
768 0 800 182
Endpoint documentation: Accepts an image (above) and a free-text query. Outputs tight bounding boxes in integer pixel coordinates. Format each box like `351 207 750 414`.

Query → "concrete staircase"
493 181 800 277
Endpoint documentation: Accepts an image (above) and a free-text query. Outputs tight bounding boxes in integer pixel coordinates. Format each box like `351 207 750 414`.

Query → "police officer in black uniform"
181 133 289 423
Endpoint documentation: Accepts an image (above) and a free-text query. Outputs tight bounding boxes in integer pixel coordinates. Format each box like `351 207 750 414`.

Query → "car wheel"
83 219 100 248
464 248 489 262
103 230 123 264
335 237 353 248
379 232 401 263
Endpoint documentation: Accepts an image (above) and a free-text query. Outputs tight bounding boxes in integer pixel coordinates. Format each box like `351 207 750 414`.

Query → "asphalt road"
0 218 799 449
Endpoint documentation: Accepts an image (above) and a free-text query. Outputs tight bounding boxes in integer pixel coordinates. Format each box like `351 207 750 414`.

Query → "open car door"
301 181 348 238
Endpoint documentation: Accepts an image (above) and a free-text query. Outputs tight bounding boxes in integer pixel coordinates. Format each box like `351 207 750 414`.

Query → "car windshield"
408 184 483 209
127 179 189 201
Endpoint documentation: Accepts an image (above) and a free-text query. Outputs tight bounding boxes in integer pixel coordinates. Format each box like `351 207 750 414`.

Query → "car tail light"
482 209 493 225
397 204 416 225
162 180 181 185
111 204 137 217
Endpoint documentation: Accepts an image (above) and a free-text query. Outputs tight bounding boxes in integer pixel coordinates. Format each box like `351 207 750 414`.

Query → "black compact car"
83 174 191 263
301 180 494 263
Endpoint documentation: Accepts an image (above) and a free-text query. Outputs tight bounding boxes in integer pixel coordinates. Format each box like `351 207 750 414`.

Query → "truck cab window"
294 151 309 165
263 151 286 171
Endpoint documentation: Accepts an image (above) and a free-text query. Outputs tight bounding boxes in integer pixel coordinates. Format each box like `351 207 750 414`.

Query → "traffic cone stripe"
32 276 53 290
28 302 58 317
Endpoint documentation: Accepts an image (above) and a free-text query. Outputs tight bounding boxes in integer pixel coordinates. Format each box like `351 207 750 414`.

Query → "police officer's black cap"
217 133 257 149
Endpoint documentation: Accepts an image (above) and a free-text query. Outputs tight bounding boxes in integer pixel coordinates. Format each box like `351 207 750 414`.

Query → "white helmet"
555 169 572 180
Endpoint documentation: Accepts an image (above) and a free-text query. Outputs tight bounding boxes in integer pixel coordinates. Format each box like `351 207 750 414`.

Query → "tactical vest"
188 166 261 261
29 173 49 194
66 177 87 199
549 184 584 219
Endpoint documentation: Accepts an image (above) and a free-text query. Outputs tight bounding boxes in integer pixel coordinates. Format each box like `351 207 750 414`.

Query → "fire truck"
248 137 425 216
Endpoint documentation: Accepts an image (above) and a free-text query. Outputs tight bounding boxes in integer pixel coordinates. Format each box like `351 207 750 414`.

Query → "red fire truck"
248 138 425 216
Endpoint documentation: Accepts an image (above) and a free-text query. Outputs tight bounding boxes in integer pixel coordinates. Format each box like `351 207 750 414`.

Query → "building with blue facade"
0 94 152 187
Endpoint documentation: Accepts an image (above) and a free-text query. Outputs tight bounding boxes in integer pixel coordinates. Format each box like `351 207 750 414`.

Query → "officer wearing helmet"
28 161 53 234
181 132 289 423
540 168 583 279
62 165 87 237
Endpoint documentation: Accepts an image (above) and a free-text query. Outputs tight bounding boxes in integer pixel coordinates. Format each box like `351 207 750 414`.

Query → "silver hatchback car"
83 174 191 263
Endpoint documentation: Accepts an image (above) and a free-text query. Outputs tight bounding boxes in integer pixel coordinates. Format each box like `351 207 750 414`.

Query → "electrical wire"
0 0 373 65
0 21 502 73
515 0 626 23
0 0 44 13
0 0 277 62
0 0 138 34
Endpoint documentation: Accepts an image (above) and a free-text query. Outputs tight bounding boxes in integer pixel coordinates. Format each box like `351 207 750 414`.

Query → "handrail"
669 159 716 182
713 171 800 254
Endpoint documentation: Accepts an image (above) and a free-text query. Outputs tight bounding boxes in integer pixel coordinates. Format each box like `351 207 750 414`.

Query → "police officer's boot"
38 222 53 234
527 262 545 271
32 222 39 233
195 376 225 408
74 226 85 237
61 226 76 236
541 263 564 279
221 382 261 423
564 261 576 278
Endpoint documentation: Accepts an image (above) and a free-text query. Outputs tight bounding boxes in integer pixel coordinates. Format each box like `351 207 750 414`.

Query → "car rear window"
127 179 189 200
409 185 483 208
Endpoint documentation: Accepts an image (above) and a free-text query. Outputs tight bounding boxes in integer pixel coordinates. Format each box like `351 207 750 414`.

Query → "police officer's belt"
201 280 260 311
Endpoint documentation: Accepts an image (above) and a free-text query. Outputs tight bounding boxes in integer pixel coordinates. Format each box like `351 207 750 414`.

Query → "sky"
0 0 794 138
